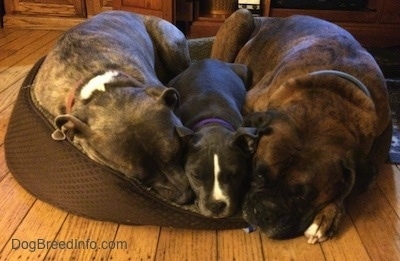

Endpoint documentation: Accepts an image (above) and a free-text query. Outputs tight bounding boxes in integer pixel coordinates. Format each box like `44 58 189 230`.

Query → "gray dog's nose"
210 201 227 215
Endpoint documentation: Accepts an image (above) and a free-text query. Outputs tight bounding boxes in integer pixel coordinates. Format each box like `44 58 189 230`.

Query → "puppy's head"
242 110 364 239
184 127 258 218
52 71 193 204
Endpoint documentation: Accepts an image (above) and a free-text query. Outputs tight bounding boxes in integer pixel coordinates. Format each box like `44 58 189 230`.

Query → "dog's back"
169 58 247 127
212 9 390 146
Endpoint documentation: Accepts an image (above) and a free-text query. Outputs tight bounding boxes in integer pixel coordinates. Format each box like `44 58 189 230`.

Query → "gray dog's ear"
51 114 92 141
231 127 259 155
160 88 180 110
226 63 252 89
243 111 276 135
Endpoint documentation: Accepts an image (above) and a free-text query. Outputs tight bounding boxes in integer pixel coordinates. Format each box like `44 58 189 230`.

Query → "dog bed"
4 38 247 229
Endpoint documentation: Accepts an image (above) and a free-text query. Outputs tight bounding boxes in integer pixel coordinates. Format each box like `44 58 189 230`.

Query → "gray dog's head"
52 71 193 204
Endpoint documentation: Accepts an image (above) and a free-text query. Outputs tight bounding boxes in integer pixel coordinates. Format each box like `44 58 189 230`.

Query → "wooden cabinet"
3 0 112 30
5 0 86 18
112 0 174 22
3 0 399 47
189 0 400 47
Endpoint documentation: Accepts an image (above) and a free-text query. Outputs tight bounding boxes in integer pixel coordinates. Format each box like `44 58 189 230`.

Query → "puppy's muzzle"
206 200 227 216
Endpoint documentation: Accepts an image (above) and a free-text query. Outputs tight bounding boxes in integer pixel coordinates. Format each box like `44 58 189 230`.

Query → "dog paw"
304 203 344 244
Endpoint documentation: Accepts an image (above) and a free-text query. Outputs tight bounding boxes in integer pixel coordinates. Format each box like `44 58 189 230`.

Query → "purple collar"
191 118 236 132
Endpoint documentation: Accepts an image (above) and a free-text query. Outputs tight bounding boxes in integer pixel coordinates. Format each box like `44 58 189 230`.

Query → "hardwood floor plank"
348 167 400 260
0 175 36 253
0 145 8 181
378 164 400 217
217 229 264 261
44 215 118 260
0 31 62 92
155 228 217 261
109 225 160 260
0 77 23 115
0 104 13 147
320 215 371 261
0 29 30 48
261 235 326 260
0 30 48 61
0 200 68 260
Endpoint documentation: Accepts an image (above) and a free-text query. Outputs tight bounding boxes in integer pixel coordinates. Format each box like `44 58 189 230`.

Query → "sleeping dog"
32 11 194 204
168 59 258 217
211 9 392 242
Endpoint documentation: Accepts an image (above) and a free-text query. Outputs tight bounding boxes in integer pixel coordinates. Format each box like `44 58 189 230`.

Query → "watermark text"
11 238 128 252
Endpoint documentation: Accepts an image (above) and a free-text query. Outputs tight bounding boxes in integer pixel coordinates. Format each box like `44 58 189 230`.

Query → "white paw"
304 223 328 244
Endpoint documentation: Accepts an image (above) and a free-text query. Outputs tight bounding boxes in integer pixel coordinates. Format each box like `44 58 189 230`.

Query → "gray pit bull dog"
212 9 392 242
32 11 194 204
168 58 258 218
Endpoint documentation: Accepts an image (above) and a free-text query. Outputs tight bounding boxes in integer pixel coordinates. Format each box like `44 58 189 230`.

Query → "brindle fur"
211 9 392 243
32 11 193 204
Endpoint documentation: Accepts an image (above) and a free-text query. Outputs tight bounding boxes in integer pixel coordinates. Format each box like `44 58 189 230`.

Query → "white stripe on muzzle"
212 154 229 203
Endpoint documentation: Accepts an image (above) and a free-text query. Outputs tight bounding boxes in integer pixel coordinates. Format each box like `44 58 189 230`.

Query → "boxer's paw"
304 202 344 244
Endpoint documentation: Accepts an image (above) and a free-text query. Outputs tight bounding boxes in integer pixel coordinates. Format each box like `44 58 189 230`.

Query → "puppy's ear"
231 127 259 155
243 111 276 135
175 126 193 137
226 63 252 89
51 114 92 141
175 126 194 150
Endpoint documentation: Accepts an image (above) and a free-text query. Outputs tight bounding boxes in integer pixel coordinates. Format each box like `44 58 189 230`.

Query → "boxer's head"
242 109 363 239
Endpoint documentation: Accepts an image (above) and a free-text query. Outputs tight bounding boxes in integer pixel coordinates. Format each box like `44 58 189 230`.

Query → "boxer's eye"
291 184 318 203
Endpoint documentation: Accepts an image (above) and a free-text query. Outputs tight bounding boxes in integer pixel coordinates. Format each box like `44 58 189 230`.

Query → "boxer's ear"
339 152 359 200
231 127 259 155
52 114 92 141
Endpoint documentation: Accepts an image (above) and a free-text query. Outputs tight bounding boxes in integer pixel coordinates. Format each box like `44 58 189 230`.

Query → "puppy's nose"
210 201 227 215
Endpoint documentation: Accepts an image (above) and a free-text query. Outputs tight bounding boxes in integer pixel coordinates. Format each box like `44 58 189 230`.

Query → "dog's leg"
144 17 190 82
211 8 254 63
304 202 344 244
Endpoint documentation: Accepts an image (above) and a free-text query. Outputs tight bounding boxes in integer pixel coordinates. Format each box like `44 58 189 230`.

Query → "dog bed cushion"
4 46 247 229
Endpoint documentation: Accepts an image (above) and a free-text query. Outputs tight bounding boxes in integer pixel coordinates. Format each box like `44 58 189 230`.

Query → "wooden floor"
1 28 400 261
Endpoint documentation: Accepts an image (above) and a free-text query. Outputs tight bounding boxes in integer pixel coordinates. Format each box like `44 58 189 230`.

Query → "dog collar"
65 85 78 114
309 70 371 98
191 118 236 132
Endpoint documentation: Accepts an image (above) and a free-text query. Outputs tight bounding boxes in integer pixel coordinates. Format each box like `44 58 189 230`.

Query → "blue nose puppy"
169 58 257 218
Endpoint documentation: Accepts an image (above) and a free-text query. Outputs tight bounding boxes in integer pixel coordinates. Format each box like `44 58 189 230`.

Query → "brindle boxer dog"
211 9 392 243
32 11 194 204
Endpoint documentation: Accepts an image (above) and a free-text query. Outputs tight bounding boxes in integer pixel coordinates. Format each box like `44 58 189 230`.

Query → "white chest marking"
212 154 229 203
80 71 119 100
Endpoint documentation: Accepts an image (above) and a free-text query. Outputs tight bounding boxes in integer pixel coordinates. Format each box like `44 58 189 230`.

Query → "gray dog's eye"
191 171 202 180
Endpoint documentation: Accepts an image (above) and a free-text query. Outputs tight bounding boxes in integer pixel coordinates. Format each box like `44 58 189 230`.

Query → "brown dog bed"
4 39 247 229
